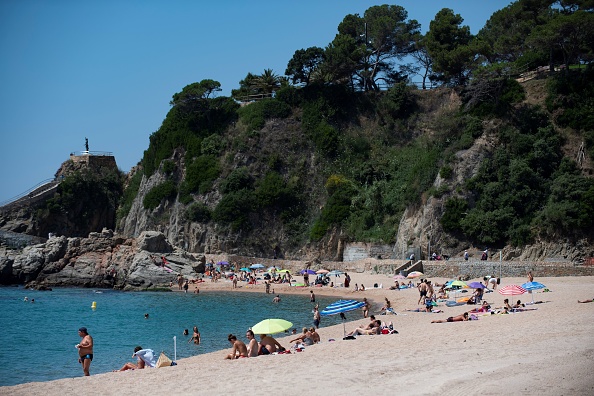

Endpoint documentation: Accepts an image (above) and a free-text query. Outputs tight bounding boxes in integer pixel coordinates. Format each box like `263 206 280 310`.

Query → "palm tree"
255 69 281 95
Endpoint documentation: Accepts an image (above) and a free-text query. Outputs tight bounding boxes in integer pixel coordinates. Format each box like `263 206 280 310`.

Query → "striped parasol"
321 299 366 339
498 284 527 296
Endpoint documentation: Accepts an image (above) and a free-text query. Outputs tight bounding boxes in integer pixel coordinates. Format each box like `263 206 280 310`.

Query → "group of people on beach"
225 331 288 359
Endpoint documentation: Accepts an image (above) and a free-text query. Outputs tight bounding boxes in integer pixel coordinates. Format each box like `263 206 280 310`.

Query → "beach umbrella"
407 271 424 279
498 285 527 299
445 280 468 300
276 269 290 274
328 270 344 276
239 267 250 272
393 274 406 280
250 263 265 269
521 282 546 303
300 269 316 275
251 318 293 335
321 299 366 339
316 269 329 274
217 261 229 266
467 282 485 289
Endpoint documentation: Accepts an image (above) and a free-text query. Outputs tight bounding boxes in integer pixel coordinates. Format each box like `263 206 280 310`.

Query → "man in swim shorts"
225 334 248 359
259 334 284 354
76 327 93 376
418 280 428 304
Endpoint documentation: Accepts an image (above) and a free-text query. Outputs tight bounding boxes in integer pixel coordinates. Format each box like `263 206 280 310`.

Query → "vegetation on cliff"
113 1 594 255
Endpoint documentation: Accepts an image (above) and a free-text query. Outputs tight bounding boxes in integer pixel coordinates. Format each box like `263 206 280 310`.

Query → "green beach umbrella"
251 318 293 335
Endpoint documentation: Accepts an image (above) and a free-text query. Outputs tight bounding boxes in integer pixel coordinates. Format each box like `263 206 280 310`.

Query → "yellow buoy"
91 301 97 309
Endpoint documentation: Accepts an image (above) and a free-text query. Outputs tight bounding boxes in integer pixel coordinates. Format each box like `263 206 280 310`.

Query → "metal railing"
0 178 60 208
70 150 114 156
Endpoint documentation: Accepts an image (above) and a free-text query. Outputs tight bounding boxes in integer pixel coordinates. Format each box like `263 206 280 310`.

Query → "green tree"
170 79 221 108
527 10 594 68
285 47 325 86
425 8 476 86
331 5 420 91
477 0 554 64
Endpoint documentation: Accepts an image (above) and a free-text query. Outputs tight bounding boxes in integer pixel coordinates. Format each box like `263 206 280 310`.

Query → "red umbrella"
498 285 527 296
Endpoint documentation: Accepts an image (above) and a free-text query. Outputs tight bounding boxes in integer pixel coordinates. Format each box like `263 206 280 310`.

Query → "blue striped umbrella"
321 300 365 316
321 299 366 339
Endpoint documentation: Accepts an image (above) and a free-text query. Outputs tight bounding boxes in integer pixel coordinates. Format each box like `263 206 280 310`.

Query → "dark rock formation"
0 229 202 290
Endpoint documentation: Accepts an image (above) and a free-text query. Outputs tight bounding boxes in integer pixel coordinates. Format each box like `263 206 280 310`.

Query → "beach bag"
156 352 173 368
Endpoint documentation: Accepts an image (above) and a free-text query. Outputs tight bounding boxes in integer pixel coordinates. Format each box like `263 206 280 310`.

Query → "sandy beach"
4 272 594 395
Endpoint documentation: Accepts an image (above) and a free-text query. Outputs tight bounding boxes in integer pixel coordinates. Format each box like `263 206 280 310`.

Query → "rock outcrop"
0 229 202 290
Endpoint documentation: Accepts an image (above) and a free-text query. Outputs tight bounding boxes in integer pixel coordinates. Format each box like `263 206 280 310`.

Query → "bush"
312 120 339 157
377 82 416 121
117 170 142 221
546 67 594 132
183 155 220 194
201 134 226 156
162 160 176 175
185 203 211 222
441 197 468 232
311 182 356 240
439 166 453 179
237 98 292 131
220 167 253 194
143 180 177 210
212 190 255 231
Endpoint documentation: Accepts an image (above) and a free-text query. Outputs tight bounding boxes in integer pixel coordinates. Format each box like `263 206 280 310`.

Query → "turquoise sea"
0 286 343 387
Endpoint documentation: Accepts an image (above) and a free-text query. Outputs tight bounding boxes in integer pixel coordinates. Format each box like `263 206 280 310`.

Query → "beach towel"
156 352 173 368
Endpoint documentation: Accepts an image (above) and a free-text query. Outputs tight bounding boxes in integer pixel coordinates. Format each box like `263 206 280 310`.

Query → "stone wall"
200 253 594 278
421 260 594 278
343 242 398 261
70 154 117 171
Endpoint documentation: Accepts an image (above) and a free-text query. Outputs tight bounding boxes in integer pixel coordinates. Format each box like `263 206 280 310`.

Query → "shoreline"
4 274 594 395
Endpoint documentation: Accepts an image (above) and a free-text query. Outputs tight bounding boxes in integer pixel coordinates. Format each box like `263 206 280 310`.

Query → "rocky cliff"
0 229 204 290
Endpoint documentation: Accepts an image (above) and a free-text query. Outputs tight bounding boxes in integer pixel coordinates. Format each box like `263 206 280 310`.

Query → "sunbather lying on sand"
347 320 381 336
469 301 491 313
431 312 469 323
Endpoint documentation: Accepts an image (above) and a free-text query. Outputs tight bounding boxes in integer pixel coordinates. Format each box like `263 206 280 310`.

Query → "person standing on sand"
76 327 93 376
177 274 184 290
418 280 429 305
527 271 534 283
362 298 370 318
313 304 321 329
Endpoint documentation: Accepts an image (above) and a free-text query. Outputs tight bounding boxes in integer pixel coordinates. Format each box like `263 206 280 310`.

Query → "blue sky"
0 0 513 203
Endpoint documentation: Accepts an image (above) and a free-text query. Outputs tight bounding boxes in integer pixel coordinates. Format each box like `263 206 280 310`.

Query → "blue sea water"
0 286 344 387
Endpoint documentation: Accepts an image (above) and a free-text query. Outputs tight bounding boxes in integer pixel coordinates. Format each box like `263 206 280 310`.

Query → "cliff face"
0 154 120 238
0 229 203 290
3 82 592 268
114 84 593 264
